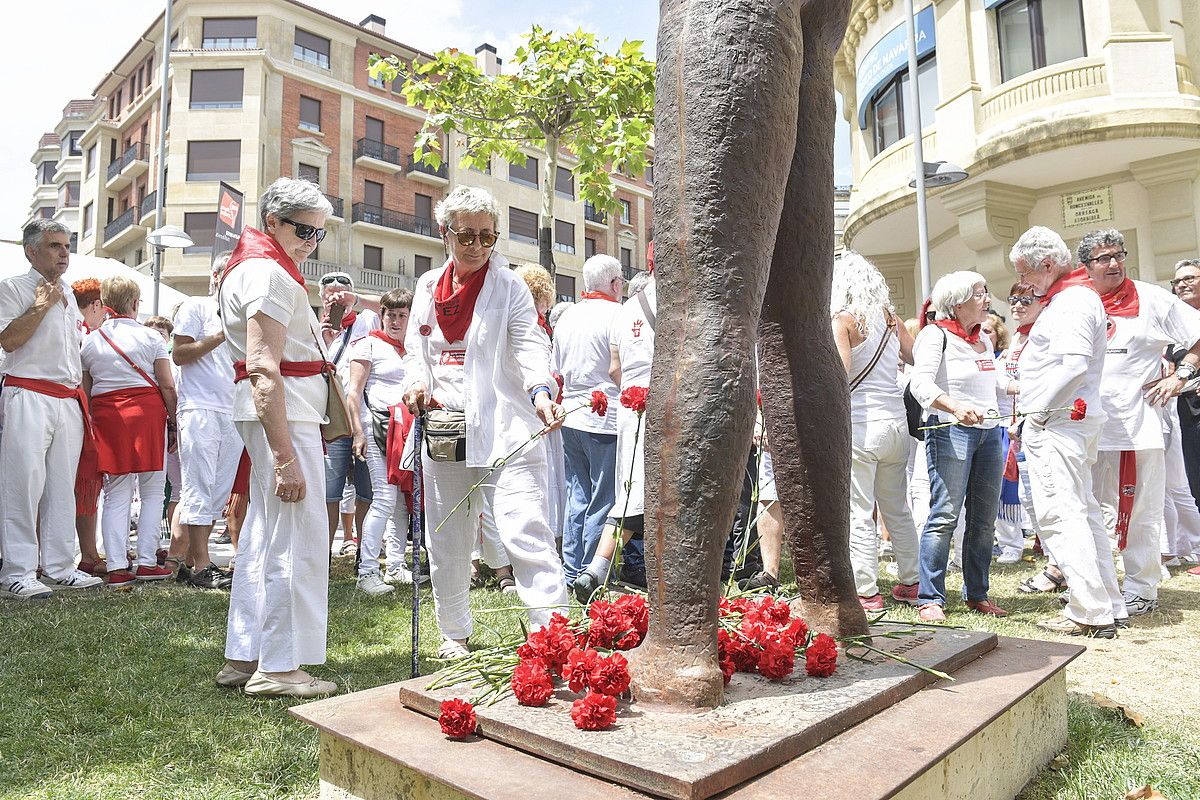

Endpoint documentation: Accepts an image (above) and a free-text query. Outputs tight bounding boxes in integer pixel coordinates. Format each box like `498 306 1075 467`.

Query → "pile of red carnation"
717 595 838 684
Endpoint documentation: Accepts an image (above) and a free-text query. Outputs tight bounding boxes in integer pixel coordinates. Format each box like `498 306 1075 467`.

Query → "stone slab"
290 636 1082 800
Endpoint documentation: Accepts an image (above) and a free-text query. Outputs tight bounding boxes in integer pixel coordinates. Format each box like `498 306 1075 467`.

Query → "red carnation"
719 653 736 685
757 634 795 680
570 691 618 731
564 647 601 693
1070 398 1087 421
720 628 759 674
805 633 839 678
590 390 608 417
517 621 577 674
589 652 631 697
586 600 623 650
619 385 649 413
511 659 554 707
438 698 477 738
612 593 648 649
780 617 810 649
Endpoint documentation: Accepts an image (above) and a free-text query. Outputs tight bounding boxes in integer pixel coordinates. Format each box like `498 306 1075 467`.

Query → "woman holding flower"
908 271 1007 621
402 186 568 659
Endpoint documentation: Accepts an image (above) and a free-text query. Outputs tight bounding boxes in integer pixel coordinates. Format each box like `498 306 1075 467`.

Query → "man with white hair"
0 220 101 598
1009 225 1121 636
552 254 625 581
171 254 239 590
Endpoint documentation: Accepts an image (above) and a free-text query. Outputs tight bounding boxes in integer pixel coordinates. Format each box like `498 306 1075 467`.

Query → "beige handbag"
308 323 353 443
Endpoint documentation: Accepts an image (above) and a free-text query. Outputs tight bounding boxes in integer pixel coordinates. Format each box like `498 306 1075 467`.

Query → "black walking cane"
409 412 426 679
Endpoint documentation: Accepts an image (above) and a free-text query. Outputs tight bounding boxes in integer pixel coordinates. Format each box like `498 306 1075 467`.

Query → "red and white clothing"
0 270 85 586
908 324 999 428
553 297 622 435
609 280 656 517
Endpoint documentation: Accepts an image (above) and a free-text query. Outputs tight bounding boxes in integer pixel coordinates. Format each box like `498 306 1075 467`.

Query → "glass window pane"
190 69 243 108
998 0 1035 81
184 212 217 253
365 117 384 142
414 255 432 277
620 247 632 269
555 274 576 302
1040 0 1086 67
294 29 330 55
364 181 383 207
508 207 538 243
554 219 575 253
300 96 321 130
509 157 539 187
186 140 240 181
298 163 320 184
917 57 938 130
203 18 256 38
555 166 574 198
872 84 900 153
363 245 383 270
415 194 432 221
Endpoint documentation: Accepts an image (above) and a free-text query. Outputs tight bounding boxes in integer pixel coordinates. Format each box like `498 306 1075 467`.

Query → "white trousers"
177 408 243 525
226 421 329 672
102 470 166 571
1093 448 1164 600
1024 421 1125 625
361 429 409 576
0 387 82 583
850 417 920 595
1163 414 1200 558
423 444 568 641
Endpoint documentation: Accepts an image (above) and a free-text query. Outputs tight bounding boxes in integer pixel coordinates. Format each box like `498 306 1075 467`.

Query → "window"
997 0 1086 82
38 207 55 220
555 274 576 303
584 237 596 259
39 160 58 184
509 156 539 188
509 207 538 245
620 247 633 270
363 245 383 271
414 254 433 277
364 180 384 209
202 17 257 49
83 203 94 235
59 181 80 208
299 96 322 132
555 166 575 199
294 29 331 69
183 212 217 253
190 69 244 109
866 55 938 156
186 140 240 181
365 116 384 143
298 163 320 185
65 131 83 158
554 219 575 254
85 145 96 177
368 58 386 88
619 199 632 225
415 193 432 223
646 163 654 185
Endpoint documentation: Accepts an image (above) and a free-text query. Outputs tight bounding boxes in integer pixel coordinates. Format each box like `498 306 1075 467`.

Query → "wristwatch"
1177 363 1197 382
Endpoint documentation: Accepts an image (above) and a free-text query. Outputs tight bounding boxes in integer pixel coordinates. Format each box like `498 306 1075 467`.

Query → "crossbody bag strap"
636 289 656 332
97 327 160 394
848 314 894 392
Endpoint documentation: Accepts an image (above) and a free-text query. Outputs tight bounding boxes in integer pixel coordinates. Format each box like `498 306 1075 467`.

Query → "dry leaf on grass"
1092 693 1146 728
1048 753 1070 771
1125 786 1166 800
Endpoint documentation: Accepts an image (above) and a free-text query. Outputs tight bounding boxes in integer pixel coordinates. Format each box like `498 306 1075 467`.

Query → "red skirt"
91 386 167 475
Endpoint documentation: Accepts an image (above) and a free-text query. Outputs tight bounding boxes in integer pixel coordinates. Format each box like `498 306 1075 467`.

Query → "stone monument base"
291 635 1083 800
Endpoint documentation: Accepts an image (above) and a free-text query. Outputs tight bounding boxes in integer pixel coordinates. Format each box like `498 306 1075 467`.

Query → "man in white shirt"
552 255 624 581
172 256 239 590
0 220 101 599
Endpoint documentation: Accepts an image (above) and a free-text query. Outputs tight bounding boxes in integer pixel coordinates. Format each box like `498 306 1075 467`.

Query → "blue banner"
855 4 936 128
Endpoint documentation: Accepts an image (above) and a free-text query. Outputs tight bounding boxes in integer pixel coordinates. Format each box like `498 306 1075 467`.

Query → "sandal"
1018 568 1067 594
497 575 517 594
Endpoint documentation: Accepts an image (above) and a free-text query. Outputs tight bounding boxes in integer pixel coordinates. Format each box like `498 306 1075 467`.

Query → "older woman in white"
402 186 568 658
830 252 919 611
908 271 1007 621
217 177 337 697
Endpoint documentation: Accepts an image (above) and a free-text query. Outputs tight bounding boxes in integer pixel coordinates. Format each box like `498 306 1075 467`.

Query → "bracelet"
273 456 297 474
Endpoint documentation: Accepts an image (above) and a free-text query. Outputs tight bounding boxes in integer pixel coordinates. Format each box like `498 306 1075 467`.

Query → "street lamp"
909 161 968 189
150 0 175 316
146 224 192 313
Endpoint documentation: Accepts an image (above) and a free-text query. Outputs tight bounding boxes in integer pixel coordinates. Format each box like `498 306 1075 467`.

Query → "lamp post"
150 0 175 316
146 225 193 310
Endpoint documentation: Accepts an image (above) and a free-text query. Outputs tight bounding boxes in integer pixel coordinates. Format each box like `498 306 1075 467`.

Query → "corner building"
835 0 1200 317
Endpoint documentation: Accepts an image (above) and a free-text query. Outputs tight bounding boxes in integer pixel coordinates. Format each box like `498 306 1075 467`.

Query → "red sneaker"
135 565 172 582
858 593 885 612
890 583 919 606
107 570 136 590
77 559 108 577
966 598 1009 617
1187 565 1200 577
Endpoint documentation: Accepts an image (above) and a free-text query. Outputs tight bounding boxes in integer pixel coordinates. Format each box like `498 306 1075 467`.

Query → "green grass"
1 556 1197 799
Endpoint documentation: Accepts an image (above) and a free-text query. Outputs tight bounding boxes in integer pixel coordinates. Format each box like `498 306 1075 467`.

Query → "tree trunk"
539 136 559 278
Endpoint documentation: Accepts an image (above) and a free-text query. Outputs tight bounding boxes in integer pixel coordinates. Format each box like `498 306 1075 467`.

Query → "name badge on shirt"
439 350 466 366
976 359 995 372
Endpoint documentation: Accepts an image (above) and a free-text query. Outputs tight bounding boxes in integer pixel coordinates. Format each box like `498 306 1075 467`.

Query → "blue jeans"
560 427 618 581
919 422 1003 606
323 436 374 503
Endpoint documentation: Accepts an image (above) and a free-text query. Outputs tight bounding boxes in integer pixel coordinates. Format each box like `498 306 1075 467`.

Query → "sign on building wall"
1062 187 1113 228
855 4 937 128
213 182 244 265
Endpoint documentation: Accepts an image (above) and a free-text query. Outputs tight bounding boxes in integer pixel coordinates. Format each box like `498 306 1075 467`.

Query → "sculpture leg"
758 0 868 638
631 0 806 710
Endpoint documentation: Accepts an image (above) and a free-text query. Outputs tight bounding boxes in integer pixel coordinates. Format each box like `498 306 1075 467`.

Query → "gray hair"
582 254 622 292
830 251 893 335
1010 226 1070 271
434 185 500 230
23 219 70 250
258 177 333 227
548 300 574 328
628 271 652 297
930 270 987 320
1174 258 1200 272
1077 228 1124 265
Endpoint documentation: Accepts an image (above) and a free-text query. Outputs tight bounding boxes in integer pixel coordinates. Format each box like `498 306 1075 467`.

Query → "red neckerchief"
581 290 617 302
221 227 304 287
433 261 489 344
1099 278 1139 318
102 307 135 321
934 318 981 344
537 312 553 339
369 329 405 356
1017 323 1033 336
1039 267 1090 305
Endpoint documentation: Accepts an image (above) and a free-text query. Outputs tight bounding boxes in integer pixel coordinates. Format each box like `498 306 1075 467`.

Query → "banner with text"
212 182 244 266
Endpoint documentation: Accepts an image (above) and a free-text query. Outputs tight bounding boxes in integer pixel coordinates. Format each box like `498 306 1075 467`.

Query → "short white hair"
259 177 333 226
1009 226 1070 271
582 254 621 292
548 301 573 327
830 251 893 335
435 186 500 230
930 270 986 320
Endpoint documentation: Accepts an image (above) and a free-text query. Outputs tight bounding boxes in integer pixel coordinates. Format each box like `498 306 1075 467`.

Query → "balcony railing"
139 190 157 221
408 154 448 179
584 203 607 225
299 259 416 294
106 142 147 181
351 203 437 238
104 206 136 242
324 194 344 218
354 138 401 166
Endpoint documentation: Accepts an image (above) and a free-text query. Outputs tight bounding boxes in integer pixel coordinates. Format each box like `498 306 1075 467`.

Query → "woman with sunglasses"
216 177 338 698
402 186 569 659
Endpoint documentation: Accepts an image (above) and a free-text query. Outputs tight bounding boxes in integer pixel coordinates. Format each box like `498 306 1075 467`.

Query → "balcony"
584 203 608 228
139 191 158 225
406 154 449 186
354 138 403 174
103 206 142 249
105 142 149 191
324 194 344 219
351 203 438 240
299 259 415 295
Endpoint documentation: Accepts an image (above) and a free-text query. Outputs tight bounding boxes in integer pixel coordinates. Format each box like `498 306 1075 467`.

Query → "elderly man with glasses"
1168 259 1200 575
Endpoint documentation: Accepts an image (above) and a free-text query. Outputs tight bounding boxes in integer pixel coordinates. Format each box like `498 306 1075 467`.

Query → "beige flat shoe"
244 671 338 698
215 664 254 688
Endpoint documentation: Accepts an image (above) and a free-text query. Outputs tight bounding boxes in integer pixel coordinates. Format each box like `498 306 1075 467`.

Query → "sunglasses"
320 275 352 287
1008 295 1036 306
281 217 327 243
447 226 498 248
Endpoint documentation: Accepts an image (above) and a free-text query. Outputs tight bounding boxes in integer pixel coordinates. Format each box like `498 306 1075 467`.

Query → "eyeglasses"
447 227 498 248
281 217 327 243
1008 295 1036 306
1170 275 1200 288
972 290 990 300
1084 250 1127 266
320 275 352 287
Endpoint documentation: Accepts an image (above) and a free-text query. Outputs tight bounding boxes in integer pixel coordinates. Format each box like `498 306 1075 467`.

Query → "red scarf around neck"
221 227 304 287
581 290 617 302
934 318 981 344
537 312 553 339
433 261 489 344
369 329 405 356
1016 323 1034 336
1040 266 1140 317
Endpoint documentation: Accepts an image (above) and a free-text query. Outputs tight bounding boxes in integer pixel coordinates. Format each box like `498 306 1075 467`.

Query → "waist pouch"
424 408 466 462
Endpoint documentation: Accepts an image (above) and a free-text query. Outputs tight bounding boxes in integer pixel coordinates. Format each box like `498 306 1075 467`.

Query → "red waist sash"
233 359 329 383
5 376 97 465
90 386 167 475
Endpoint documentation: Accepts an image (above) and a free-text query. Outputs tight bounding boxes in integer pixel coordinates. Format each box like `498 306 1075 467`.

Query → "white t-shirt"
553 297 621 434
1019 285 1107 427
908 324 1000 428
429 323 468 412
173 295 234 413
847 310 905 424
610 284 656 389
1098 282 1200 451
349 334 409 423
81 318 169 395
219 258 328 425
0 269 83 386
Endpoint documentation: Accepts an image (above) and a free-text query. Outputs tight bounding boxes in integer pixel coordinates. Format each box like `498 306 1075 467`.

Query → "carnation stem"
918 403 1079 431
840 639 955 682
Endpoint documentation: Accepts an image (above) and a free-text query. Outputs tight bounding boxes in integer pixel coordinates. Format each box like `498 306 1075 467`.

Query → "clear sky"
0 0 850 242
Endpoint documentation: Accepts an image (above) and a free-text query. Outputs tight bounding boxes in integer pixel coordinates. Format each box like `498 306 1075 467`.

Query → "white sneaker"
356 572 396 596
383 566 414 586
3 577 54 600
996 550 1023 564
438 638 470 659
1163 556 1181 567
43 569 103 590
1123 593 1158 617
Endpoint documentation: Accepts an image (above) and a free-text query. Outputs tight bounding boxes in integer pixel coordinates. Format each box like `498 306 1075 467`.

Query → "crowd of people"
4 178 1200 698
